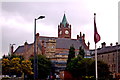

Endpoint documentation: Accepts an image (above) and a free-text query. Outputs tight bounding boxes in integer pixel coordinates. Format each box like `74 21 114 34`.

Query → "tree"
79 46 85 58
2 58 22 76
30 54 52 79
2 58 10 75
66 57 111 79
66 57 92 78
67 45 75 64
21 60 33 75
90 61 112 79
3 54 24 61
2 57 33 77
66 56 81 78
10 58 22 76
2 54 6 58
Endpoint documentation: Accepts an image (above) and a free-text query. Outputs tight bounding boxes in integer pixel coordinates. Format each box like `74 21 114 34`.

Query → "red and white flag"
94 13 101 44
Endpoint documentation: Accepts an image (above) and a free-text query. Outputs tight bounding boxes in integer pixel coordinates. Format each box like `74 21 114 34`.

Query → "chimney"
77 35 79 39
11 45 14 54
24 41 28 52
70 25 71 29
24 41 28 45
116 42 118 45
80 32 82 38
101 42 106 48
87 41 90 49
110 43 113 46
36 33 39 37
83 34 85 40
10 44 15 54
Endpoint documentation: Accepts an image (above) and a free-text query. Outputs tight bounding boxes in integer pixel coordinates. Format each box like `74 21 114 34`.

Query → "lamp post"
34 16 45 80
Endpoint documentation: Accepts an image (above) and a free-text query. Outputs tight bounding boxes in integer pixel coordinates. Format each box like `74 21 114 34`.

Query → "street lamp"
34 16 45 80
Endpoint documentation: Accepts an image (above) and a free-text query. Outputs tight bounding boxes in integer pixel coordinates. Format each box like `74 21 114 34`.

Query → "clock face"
59 31 62 34
65 30 69 34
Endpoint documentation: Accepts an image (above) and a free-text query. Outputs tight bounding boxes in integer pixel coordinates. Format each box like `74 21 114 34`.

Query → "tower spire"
58 13 71 38
62 13 68 27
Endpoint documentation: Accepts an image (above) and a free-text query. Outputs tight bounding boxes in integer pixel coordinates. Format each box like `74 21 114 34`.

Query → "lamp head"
37 16 45 19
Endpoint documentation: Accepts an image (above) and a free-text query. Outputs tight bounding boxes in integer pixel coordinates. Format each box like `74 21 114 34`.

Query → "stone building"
14 33 43 60
14 14 90 75
91 42 120 78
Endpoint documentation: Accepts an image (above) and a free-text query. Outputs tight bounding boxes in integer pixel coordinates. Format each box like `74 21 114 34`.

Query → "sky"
0 0 119 58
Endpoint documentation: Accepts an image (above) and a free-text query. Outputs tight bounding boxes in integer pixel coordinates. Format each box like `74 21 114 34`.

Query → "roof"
14 43 42 54
56 38 81 49
14 36 88 54
61 14 68 27
40 36 88 50
14 43 33 53
91 45 120 55
14 46 25 53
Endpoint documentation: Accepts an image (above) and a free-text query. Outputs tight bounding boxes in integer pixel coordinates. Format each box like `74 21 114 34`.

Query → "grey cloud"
1 2 91 55
2 2 90 26
2 26 34 54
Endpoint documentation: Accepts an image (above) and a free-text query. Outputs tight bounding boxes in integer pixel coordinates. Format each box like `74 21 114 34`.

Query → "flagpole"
94 13 100 80
95 43 98 80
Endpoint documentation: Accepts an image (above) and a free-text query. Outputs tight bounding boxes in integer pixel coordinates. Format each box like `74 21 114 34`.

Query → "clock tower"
58 14 71 38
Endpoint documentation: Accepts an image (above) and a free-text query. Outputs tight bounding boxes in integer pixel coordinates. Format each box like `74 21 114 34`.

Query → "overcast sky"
0 0 119 58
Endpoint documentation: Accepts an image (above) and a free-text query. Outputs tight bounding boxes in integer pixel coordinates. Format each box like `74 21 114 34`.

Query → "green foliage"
30 54 52 79
2 54 24 61
66 58 93 78
2 58 10 75
2 55 6 59
66 57 111 79
90 61 112 79
21 60 33 75
66 45 111 79
67 45 75 64
66 57 80 77
2 58 22 76
79 46 85 58
2 57 33 77
10 58 22 75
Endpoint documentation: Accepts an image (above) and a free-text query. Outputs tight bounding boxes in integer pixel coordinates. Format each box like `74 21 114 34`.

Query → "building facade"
91 42 120 78
58 14 71 38
14 14 90 76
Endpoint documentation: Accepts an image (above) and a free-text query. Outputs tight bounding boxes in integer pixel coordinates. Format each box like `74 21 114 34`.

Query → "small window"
51 46 54 48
